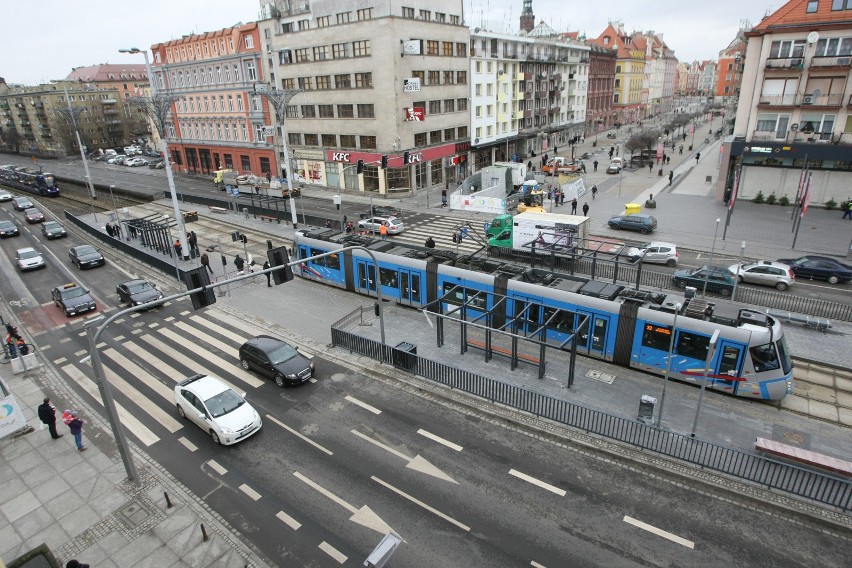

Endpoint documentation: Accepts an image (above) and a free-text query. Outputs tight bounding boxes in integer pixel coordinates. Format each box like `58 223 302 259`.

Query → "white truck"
492 162 528 188
487 211 590 253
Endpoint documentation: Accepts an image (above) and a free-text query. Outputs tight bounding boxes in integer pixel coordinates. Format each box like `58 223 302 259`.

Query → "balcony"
757 94 796 107
799 93 844 107
101 98 117 104
751 129 789 142
809 55 852 68
765 57 804 71
795 131 833 142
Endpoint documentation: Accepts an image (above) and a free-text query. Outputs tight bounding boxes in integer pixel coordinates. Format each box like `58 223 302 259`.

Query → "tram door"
711 340 744 395
398 270 421 307
355 260 377 296
576 311 609 359
512 297 541 338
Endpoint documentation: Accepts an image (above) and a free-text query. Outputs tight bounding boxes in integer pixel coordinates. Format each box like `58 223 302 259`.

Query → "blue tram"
294 229 795 401
0 165 60 197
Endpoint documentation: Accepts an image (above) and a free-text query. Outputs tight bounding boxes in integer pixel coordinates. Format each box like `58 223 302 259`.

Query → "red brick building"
585 43 618 137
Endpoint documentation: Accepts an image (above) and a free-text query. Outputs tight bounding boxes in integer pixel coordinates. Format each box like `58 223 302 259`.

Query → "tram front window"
749 343 780 373
776 336 793 375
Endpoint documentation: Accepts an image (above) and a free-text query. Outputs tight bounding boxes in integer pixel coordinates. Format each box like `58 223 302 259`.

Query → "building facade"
585 43 618 138
258 0 470 194
591 22 646 125
150 23 275 176
715 36 746 100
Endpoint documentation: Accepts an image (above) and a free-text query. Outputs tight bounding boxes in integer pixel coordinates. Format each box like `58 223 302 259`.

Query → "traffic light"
182 267 216 310
403 151 410 165
356 159 364 174
242 234 248 244
267 246 294 285
381 155 388 169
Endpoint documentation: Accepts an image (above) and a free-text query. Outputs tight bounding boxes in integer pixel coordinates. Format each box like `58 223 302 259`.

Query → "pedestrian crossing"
50 306 315 447
385 212 491 254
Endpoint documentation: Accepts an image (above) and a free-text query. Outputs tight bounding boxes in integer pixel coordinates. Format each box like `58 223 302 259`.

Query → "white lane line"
170 322 265 387
318 541 347 564
623 516 695 549
53 357 67 365
417 429 463 451
352 430 411 461
531 562 547 568
207 460 227 475
294 472 357 514
178 437 198 452
345 395 381 415
139 334 247 395
266 414 333 455
371 476 470 532
192 314 317 360
508 469 566 497
276 511 302 530
239 483 262 501
157 326 263 388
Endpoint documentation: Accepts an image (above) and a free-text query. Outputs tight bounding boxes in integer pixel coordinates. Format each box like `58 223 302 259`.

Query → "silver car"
357 216 404 235
626 241 678 267
16 247 46 271
727 260 795 291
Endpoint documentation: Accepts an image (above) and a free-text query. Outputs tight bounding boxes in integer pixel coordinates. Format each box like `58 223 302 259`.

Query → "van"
213 169 235 185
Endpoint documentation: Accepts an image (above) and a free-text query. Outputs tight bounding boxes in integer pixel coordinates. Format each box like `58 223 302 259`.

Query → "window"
244 35 254 49
301 105 316 118
442 42 453 56
332 43 348 58
769 39 806 59
245 61 257 81
298 77 314 90
426 41 439 55
360 135 376 149
298 19 310 30
444 71 455 84
336 12 351 24
288 133 301 145
456 42 466 57
251 96 262 112
457 98 467 111
831 0 852 9
355 73 372 88
815 37 852 56
316 16 330 27
436 12 446 23
340 134 356 147
337 104 354 118
241 123 248 141
641 323 673 351
412 70 425 83
428 71 440 84
357 104 374 118
444 99 455 112
451 15 460 25
402 7 414 18
429 100 441 114
313 46 329 61
322 134 336 146
353 41 370 57
457 71 467 84
316 75 331 90
280 49 293 64
318 104 334 118
295 48 311 62
750 343 780 373
676 331 710 361
282 78 295 90
304 134 319 146
415 133 428 146
357 8 373 20
457 125 467 138
444 128 455 141
420 10 431 20
755 113 790 137
227 95 233 112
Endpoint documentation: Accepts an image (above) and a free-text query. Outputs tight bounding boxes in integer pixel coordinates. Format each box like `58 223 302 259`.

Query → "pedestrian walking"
561 192 566 207
263 260 271 287
266 171 272 184
695 152 701 163
593 160 598 172
843 200 852 219
668 171 674 186
591 185 598 200
582 202 590 216
254 184 261 195
441 188 448 208
67 411 86 451
679 144 684 155
571 198 577 214
527 160 533 171
234 254 245 273
174 239 182 258
379 223 388 240
200 252 212 274
649 162 654 173
38 398 63 439
425 236 436 248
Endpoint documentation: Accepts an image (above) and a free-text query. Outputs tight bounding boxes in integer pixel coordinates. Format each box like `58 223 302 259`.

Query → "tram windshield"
776 335 793 375
749 342 780 373
43 175 56 187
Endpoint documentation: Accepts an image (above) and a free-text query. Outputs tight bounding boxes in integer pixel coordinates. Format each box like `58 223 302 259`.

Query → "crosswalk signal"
182 267 216 310
267 246 294 285
356 159 364 174
381 155 388 169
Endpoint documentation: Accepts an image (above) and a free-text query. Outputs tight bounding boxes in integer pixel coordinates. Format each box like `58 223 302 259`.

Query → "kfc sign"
404 107 425 121
331 152 351 162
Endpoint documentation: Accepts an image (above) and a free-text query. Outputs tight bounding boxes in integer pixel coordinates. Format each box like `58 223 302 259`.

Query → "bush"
753 191 765 204
765 192 777 205
827 198 839 210
778 195 790 206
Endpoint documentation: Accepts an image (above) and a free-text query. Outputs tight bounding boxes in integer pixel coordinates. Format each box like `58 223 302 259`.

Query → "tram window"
750 343 780 373
676 331 709 360
641 324 672 351
411 274 421 302
379 267 398 289
308 247 340 270
444 284 462 305
718 346 741 379
776 336 792 375
543 307 574 332
592 319 607 351
468 289 487 310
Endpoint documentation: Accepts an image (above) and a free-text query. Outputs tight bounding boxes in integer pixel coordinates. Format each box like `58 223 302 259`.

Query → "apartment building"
723 0 852 205
585 43 618 138
639 32 677 117
590 22 646 125
715 34 746 101
150 23 275 175
258 0 470 194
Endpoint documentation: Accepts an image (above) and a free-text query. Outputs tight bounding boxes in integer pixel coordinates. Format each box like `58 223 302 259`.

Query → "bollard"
200 523 210 542
164 491 173 509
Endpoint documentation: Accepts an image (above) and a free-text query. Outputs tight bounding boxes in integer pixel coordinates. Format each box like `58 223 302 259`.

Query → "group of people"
4 322 28 359
105 222 122 239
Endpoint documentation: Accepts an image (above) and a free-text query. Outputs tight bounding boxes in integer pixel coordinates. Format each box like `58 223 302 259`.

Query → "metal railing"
330 321 852 512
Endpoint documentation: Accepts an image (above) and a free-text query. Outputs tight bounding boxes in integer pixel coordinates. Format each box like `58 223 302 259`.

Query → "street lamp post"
701 218 721 296
108 184 119 223
119 48 189 261
731 241 746 302
60 87 97 201
163 215 182 284
691 330 720 438
655 302 681 428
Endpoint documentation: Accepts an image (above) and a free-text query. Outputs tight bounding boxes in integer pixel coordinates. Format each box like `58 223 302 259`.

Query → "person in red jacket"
67 411 86 451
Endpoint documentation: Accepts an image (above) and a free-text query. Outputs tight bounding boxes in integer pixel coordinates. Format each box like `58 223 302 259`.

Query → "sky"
2 0 780 85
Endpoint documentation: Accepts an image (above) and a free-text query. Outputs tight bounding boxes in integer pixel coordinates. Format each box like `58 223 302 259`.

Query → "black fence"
331 317 852 513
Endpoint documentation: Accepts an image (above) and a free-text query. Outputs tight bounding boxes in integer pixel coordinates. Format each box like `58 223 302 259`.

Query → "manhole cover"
783 431 805 445
118 499 152 528
586 369 615 384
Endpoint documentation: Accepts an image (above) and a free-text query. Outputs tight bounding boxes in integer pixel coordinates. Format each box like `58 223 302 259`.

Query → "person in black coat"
38 398 62 439
234 254 245 273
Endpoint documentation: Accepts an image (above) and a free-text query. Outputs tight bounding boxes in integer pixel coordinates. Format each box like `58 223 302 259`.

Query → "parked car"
41 220 67 239
626 241 678 266
107 155 127 165
149 160 166 169
147 159 164 168
361 206 401 219
606 158 623 174
607 213 657 234
281 185 301 198
0 219 20 238
672 265 736 296
727 260 794 291
15 247 46 271
124 157 149 167
776 255 852 285
143 149 163 158
174 374 262 445
69 244 105 269
51 282 97 317
238 335 315 387
358 216 405 235
12 196 33 211
116 279 163 307
24 207 45 223
0 189 12 201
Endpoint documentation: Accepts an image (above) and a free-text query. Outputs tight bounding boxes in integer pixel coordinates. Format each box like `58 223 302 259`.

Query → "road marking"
53 357 67 365
417 429 463 451
294 471 356 514
138 333 247 394
294 471 395 535
352 429 410 460
318 542 347 564
623 516 695 549
266 414 333 455
157 326 263 388
372 476 470 531
275 511 301 530
508 469 566 497
239 483 261 501
207 459 227 475
345 395 381 414
531 562 547 568
352 430 457 483
178 437 197 452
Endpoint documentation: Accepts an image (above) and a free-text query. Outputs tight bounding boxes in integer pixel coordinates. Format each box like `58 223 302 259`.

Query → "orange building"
150 23 275 176
715 36 746 99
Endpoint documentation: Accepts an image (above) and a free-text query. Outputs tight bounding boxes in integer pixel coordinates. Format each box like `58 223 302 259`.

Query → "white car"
0 189 12 201
174 374 261 445
626 241 679 267
15 247 46 271
124 157 149 167
727 260 795 291
358 216 404 235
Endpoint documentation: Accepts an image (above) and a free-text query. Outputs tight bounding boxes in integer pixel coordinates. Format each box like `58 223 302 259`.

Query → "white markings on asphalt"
417 429 463 451
372 476 469 531
53 357 67 365
623 516 695 549
239 483 262 501
159 326 263 388
178 437 197 452
530 562 547 568
207 459 227 475
508 469 566 497
294 471 396 535
318 541 347 564
266 414 333 455
345 395 381 414
352 430 457 483
113 335 125 342
276 510 302 530
352 429 409 460
74 349 86 357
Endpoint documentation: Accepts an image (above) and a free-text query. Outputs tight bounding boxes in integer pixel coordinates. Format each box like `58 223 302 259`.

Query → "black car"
776 255 852 285
238 335 314 387
0 219 19 238
361 205 401 219
672 265 736 296
116 279 163 307
607 213 657 234
69 245 105 269
41 221 67 239
51 282 97 317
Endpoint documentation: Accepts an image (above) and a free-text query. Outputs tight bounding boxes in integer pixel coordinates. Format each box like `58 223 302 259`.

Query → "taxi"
51 282 97 317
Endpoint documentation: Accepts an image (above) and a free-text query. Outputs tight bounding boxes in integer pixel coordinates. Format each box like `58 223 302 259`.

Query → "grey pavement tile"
23 522 71 554
0 476 28 503
11 506 54 541
61 462 100 493
9 447 47 475
113 534 166 566
0 523 23 561
171 532 233 567
31 476 73 503
152 509 197 543
68 543 109 567
0 490 41 523
41 487 86 519
93 528 130 555
21 459 60 489
88 451 117 473
56 503 101 539
129 544 180 568
86 487 128 518
164 561 193 568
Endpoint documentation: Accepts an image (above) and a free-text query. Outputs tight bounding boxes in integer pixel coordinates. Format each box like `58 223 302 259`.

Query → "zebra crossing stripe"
204 310 315 360
163 323 264 388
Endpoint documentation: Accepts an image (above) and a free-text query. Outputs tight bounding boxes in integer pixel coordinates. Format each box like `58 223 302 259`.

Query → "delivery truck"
486 211 590 253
